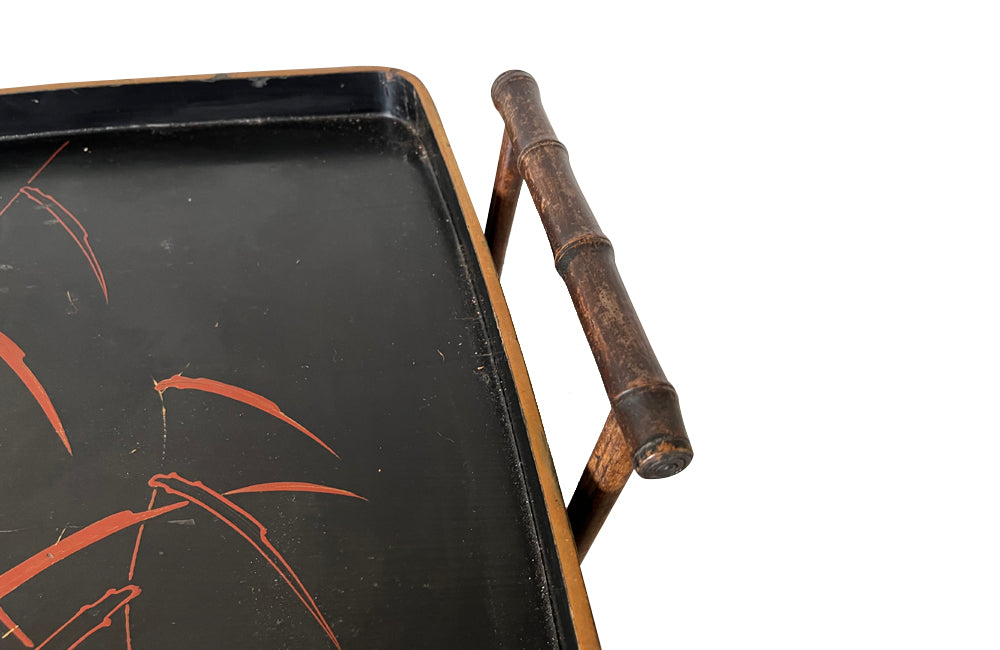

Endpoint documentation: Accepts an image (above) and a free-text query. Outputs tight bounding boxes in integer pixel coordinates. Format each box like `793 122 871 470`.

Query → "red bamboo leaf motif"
0 141 68 220
224 482 366 500
154 374 338 457
0 141 107 303
0 502 188 602
0 603 34 647
149 473 342 649
0 330 71 455
18 187 108 303
36 586 140 650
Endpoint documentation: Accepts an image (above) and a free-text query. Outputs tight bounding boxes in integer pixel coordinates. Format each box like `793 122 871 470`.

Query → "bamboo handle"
491 70 692 479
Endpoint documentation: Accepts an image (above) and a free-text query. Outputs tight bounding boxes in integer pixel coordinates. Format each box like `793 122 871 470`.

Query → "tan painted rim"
0 66 601 649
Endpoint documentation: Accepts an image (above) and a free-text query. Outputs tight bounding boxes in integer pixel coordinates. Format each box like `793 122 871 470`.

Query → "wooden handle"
491 70 692 479
566 413 633 558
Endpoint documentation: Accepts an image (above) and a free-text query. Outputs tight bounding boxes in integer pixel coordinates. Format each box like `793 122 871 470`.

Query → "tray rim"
0 66 601 649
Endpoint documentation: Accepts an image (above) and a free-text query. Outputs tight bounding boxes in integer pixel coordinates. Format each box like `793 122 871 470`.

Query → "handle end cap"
634 439 693 479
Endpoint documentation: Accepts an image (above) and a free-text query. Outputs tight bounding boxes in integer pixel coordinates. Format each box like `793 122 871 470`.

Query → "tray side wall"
384 70 601 650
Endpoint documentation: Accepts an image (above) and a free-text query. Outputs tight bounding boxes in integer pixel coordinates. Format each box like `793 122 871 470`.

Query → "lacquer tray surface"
0 70 576 649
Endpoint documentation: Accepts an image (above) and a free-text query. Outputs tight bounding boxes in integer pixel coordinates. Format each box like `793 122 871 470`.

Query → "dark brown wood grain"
489 70 693 557
566 414 633 560
484 132 521 276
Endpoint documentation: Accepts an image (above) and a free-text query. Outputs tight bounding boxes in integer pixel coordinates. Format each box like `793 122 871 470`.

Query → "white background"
2 2 998 647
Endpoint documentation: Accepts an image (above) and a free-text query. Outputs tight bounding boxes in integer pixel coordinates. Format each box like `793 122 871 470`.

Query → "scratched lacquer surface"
0 118 566 648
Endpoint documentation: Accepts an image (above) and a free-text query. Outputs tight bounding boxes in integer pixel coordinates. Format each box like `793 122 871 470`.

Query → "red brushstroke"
225 482 366 501
0 477 357 646
0 141 68 219
154 374 338 457
0 479 355 604
26 141 70 185
128 490 158 581
124 604 132 650
0 602 34 647
125 489 157 649
18 187 108 303
0 502 187 601
149 473 341 649
0 330 71 455
0 193 20 220
36 585 140 650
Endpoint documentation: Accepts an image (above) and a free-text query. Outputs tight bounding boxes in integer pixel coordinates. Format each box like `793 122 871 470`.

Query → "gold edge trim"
398 69 601 649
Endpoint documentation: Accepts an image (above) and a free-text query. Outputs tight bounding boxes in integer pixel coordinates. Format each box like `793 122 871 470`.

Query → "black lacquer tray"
0 69 592 649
